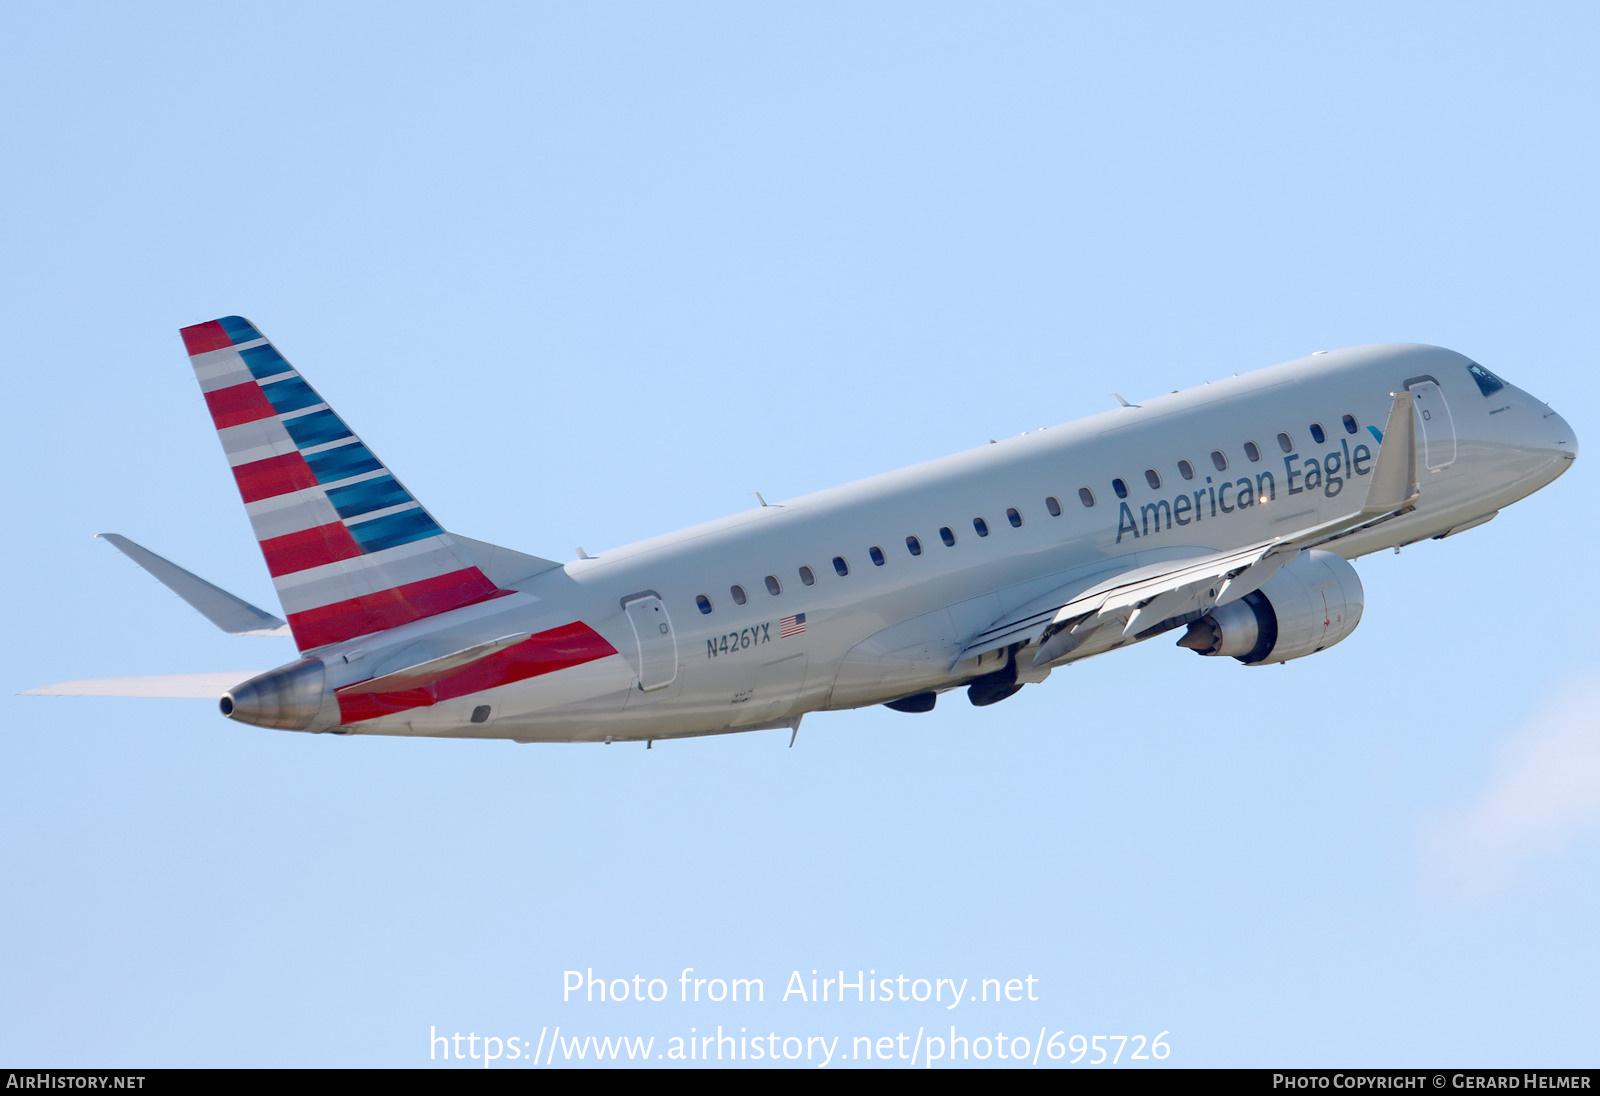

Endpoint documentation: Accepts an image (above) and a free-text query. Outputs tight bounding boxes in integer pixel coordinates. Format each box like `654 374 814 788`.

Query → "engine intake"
1177 550 1363 665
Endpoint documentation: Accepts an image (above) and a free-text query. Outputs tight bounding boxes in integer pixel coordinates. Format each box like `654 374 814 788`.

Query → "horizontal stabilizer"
23 673 261 699
98 534 290 637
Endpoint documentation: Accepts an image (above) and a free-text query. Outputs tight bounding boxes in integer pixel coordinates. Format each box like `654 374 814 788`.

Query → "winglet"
97 534 290 637
1361 391 1420 516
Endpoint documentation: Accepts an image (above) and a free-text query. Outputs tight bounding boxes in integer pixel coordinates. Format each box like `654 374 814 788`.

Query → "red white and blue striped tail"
180 316 506 653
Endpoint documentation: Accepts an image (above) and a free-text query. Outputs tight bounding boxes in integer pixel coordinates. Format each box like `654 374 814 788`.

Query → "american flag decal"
780 612 806 638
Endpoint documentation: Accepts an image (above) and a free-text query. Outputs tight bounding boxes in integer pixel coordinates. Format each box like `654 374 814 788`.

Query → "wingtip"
1359 390 1420 517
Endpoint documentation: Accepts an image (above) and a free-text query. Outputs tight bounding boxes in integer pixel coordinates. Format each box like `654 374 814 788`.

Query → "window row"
1080 414 1360 506
694 505 1041 615
691 412 1363 615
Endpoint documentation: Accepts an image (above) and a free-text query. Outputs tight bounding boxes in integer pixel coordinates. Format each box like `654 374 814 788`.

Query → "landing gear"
967 656 1021 707
884 691 937 713
882 647 1030 712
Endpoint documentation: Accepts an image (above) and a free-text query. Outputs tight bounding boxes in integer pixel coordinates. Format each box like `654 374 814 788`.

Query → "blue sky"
3 1 1597 1068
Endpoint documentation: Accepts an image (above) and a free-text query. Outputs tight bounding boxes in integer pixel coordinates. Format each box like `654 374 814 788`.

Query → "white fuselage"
320 344 1574 742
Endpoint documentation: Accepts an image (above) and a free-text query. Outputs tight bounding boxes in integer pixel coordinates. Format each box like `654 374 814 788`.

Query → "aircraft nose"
1543 404 1578 463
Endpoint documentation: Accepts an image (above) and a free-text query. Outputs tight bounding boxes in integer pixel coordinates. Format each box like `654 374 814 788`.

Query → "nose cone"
1517 399 1578 495
1546 406 1578 463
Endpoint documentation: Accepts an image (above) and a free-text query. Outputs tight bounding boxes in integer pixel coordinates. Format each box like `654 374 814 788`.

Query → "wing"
960 389 1420 668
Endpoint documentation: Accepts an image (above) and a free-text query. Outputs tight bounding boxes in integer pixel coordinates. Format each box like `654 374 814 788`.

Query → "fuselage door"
1407 378 1457 471
622 594 677 692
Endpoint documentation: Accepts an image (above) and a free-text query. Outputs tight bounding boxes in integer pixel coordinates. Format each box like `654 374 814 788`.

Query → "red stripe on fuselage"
232 451 319 503
259 521 363 577
287 567 505 650
181 321 232 356
204 381 276 429
334 621 618 724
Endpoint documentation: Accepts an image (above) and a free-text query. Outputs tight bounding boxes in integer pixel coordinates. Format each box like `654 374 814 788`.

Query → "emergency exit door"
1407 378 1457 471
622 594 677 691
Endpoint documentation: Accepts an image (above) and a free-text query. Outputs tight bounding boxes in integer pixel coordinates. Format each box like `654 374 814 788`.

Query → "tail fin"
180 316 506 652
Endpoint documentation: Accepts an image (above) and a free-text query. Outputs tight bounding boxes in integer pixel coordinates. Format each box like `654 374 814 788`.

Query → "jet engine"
1176 550 1363 665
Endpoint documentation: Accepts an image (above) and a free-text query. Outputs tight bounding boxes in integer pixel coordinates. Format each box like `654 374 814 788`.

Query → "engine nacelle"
1177 550 1363 665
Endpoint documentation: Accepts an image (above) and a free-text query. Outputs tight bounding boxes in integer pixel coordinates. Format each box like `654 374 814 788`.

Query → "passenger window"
869 546 886 566
696 595 713 615
973 517 989 537
1006 507 1022 527
1112 478 1128 499
1079 487 1095 507
832 556 849 577
940 526 956 547
1342 414 1359 434
1310 423 1326 444
765 575 781 595
1468 363 1506 397
1243 441 1260 462
1277 432 1293 453
1144 469 1160 490
1177 460 1194 480
1045 496 1061 517
906 536 922 556
1210 450 1228 471
730 584 747 605
799 565 816 586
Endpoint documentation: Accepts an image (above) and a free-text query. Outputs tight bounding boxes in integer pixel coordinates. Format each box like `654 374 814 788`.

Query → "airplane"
26 317 1577 745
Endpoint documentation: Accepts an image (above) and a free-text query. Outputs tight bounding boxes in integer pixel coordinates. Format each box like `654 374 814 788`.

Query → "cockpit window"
1468 362 1506 397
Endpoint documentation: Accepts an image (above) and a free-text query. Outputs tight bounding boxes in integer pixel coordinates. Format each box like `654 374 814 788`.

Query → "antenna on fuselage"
1113 393 1139 408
